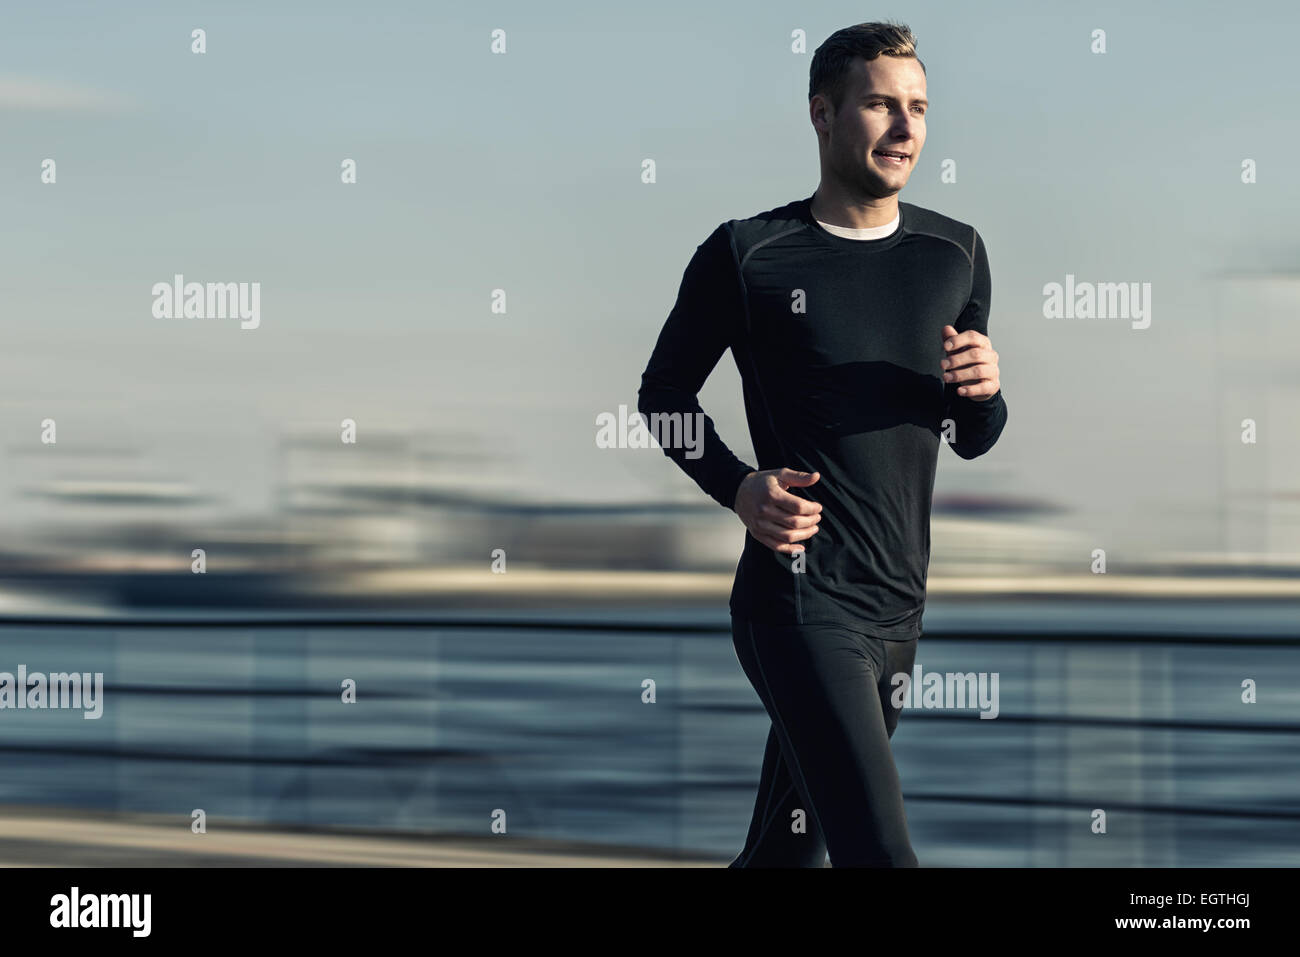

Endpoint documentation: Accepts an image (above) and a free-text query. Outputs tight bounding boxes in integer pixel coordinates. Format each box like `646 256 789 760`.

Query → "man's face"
816 55 927 198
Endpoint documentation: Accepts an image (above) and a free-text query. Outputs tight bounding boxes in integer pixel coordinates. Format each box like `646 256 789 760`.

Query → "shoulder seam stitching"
738 223 809 271
903 226 974 269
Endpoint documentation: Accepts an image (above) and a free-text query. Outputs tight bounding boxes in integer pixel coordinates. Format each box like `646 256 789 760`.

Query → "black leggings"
728 615 920 867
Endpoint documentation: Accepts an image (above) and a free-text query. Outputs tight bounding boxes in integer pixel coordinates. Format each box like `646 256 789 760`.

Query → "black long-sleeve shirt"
638 194 1007 639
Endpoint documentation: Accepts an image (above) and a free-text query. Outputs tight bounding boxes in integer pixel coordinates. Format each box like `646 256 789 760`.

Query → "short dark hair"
809 21 926 114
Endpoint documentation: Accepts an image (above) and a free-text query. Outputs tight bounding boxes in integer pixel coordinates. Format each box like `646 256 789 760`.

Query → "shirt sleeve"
637 222 757 511
942 228 1008 460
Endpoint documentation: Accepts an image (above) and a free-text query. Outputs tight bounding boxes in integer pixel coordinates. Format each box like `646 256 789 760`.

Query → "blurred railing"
0 614 1297 867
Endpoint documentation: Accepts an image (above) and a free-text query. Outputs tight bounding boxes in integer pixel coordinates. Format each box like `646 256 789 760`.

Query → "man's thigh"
731 617 916 865
875 635 919 739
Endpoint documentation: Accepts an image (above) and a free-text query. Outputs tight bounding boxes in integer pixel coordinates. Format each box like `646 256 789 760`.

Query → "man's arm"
637 222 756 511
943 229 1008 460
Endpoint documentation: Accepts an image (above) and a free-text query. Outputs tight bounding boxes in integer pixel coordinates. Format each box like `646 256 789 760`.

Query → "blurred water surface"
0 597 1297 867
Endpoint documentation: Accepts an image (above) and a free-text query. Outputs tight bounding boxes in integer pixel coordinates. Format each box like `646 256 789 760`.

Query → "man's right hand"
733 468 823 554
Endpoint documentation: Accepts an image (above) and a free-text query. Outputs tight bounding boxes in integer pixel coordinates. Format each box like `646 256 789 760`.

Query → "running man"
636 22 1008 867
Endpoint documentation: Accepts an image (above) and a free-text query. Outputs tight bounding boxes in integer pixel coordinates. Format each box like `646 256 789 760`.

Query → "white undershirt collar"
814 211 900 240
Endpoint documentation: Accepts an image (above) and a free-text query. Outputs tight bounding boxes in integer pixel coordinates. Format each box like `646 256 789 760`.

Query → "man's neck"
810 185 899 230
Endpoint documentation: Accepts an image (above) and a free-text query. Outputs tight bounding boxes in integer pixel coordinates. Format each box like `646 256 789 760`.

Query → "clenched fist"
734 468 823 554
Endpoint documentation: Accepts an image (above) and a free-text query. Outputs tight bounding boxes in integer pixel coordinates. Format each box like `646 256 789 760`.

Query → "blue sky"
2 0 1298 556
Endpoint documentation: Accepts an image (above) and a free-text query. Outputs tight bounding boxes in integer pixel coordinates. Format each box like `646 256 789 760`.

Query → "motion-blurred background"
0 0 1297 865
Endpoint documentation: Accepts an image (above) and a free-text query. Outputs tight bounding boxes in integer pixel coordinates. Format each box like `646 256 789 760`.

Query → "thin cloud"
0 76 132 112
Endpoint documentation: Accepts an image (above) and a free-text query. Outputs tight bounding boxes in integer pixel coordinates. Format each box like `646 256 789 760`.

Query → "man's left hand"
940 323 1000 401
